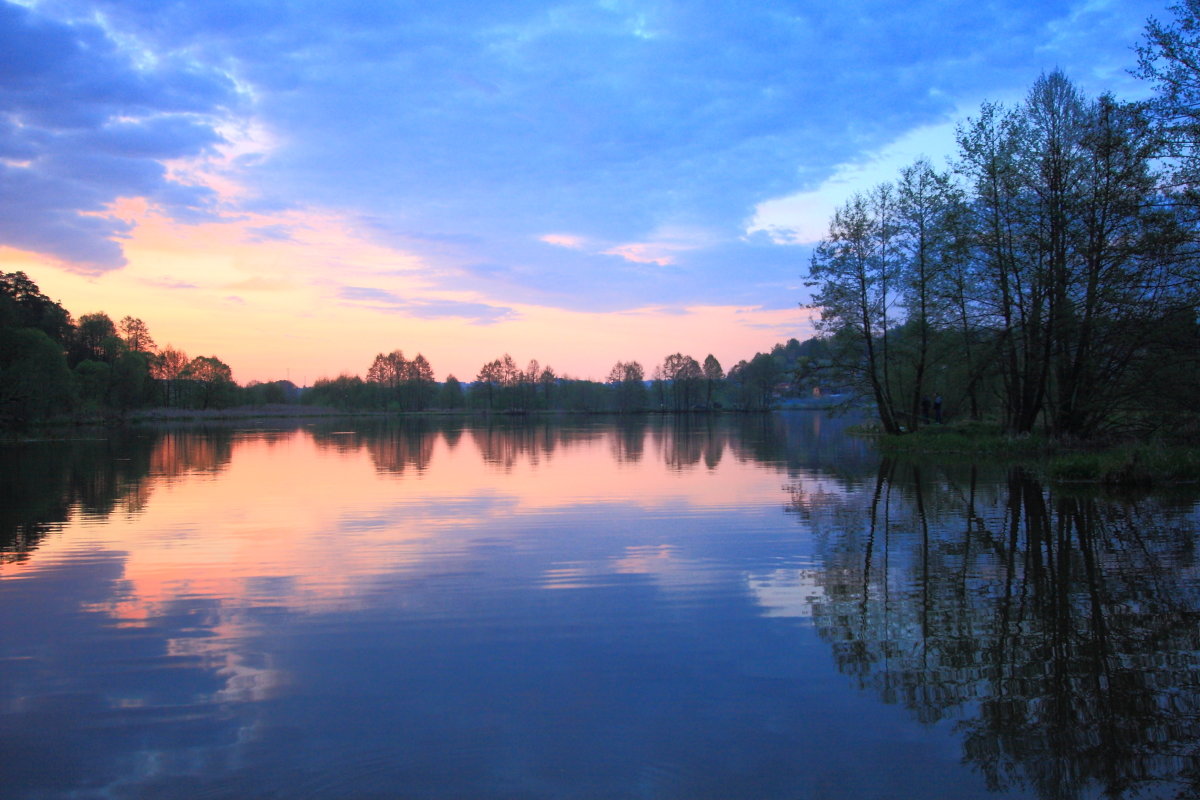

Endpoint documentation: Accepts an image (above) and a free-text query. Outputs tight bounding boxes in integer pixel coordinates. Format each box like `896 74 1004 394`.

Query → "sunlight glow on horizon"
1 200 814 384
0 104 815 387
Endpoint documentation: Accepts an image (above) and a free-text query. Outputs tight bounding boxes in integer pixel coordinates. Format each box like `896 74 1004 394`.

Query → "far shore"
126 404 836 422
2 402 846 436
128 404 397 422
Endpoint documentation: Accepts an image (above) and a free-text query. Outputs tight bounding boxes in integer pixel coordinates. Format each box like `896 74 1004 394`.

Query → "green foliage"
1047 445 1200 486
110 350 152 410
608 360 647 412
727 352 781 410
435 375 465 409
70 312 118 365
554 378 610 412
240 379 298 406
184 355 237 410
0 271 73 344
0 327 75 422
304 374 371 410
876 422 1058 457
73 359 111 412
366 350 438 410
876 422 1200 486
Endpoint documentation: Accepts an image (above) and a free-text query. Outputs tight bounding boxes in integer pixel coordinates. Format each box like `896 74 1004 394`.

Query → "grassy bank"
865 421 1200 487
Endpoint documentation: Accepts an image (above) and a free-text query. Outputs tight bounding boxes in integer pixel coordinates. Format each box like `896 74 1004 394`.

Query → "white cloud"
745 114 965 245
603 225 720 266
746 568 825 619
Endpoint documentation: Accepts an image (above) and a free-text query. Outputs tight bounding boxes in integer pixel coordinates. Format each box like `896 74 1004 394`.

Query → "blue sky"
0 0 1173 381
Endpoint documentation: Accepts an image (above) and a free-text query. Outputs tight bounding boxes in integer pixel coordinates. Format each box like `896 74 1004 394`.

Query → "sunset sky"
0 0 1166 384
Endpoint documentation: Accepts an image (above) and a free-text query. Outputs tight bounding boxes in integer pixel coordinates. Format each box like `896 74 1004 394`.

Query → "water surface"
2 414 1198 799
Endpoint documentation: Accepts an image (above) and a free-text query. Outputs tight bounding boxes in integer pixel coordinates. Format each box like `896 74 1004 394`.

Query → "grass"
863 420 1200 487
1046 443 1200 486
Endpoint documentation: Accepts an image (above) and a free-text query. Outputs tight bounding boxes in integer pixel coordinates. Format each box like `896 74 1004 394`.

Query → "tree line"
302 338 833 414
1 265 829 424
0 270 294 423
805 8 1200 439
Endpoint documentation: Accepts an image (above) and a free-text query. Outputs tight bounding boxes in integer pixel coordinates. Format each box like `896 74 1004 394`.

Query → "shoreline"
865 422 1200 488
10 402 844 429
12 409 1198 488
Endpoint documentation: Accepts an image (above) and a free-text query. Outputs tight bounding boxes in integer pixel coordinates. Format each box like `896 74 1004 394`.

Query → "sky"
0 0 1172 384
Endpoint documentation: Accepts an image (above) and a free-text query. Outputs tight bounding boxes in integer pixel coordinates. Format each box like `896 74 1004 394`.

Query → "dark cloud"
0 1 238 269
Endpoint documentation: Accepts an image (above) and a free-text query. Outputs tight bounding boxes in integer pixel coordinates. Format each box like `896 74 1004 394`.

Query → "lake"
2 413 1198 799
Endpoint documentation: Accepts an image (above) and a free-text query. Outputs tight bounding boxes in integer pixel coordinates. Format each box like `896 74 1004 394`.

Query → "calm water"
2 413 1199 800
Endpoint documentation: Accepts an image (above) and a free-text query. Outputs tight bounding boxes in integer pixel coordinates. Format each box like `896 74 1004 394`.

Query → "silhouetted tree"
474 358 502 410
539 365 557 408
660 353 703 411
608 360 647 412
436 375 465 409
1139 0 1200 213
185 355 235 409
367 350 406 409
404 353 436 411
0 271 72 344
808 70 1197 437
808 186 904 432
728 352 780 410
118 316 155 354
304 374 368 409
702 354 724 408
151 345 189 407
70 312 118 366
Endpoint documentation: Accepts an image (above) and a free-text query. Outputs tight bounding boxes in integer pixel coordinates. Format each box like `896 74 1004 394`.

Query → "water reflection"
794 459 1200 799
1 430 234 564
3 415 1195 799
289 411 874 477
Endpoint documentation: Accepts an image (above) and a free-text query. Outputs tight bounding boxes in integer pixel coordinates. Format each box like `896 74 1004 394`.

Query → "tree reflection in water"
789 460 1200 799
0 429 234 564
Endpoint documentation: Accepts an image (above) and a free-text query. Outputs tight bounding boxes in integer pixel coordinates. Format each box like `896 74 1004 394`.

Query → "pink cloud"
539 233 586 249
603 243 675 266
